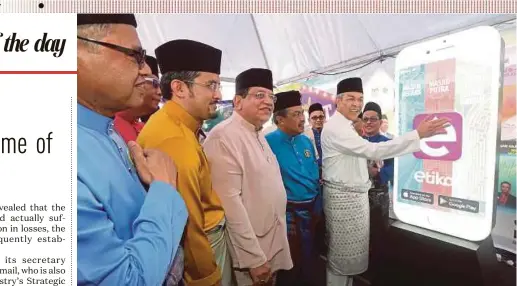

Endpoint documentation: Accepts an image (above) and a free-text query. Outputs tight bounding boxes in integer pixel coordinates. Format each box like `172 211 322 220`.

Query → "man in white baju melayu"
321 77 449 286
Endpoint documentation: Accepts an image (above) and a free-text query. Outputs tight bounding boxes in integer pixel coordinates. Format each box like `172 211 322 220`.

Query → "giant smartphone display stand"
393 25 505 241
385 26 505 285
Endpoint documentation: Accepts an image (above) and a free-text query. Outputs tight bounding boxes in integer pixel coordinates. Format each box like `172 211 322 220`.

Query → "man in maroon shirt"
114 55 162 143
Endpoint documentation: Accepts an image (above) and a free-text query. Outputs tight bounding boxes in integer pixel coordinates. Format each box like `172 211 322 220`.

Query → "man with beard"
266 90 320 286
77 14 188 285
362 102 393 188
321 77 449 285
114 55 162 143
203 68 293 285
137 40 228 286
361 102 393 285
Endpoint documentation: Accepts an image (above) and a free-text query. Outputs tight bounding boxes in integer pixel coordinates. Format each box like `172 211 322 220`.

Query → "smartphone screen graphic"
396 58 492 217
420 59 456 202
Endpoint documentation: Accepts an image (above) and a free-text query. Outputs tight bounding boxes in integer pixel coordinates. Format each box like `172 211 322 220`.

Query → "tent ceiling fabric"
136 14 513 85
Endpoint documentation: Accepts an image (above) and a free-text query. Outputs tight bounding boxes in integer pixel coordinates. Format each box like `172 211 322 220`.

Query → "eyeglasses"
362 117 379 123
289 110 305 118
77 36 146 69
311 115 325 121
144 77 160 89
246 92 277 103
184 81 222 93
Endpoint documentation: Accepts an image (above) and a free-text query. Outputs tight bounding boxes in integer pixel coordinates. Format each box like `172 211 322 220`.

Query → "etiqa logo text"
413 112 463 161
414 170 452 187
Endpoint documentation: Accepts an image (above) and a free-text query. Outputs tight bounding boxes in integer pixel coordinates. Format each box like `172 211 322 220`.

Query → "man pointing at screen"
321 77 448 286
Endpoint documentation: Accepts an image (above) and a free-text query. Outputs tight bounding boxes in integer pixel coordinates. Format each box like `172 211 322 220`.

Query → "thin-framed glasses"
311 115 325 121
184 81 222 93
289 110 305 118
144 77 160 88
362 117 379 123
246 92 277 103
77 36 146 69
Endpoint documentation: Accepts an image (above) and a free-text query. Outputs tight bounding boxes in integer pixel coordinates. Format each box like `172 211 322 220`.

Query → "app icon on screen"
413 112 463 161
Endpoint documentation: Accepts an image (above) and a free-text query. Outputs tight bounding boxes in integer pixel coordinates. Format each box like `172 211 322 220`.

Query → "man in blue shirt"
361 102 393 187
77 14 188 285
361 102 393 285
266 90 320 286
304 103 328 260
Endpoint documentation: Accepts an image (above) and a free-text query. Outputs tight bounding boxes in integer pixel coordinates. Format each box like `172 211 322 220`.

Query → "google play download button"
438 195 479 213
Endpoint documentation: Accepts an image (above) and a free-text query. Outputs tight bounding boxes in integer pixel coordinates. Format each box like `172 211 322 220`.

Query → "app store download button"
401 189 434 205
438 195 479 213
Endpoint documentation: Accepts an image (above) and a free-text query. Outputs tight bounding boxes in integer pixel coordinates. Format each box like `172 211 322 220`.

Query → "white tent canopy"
136 14 515 86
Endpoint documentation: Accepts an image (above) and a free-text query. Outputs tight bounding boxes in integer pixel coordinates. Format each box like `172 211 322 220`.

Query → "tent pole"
250 14 271 70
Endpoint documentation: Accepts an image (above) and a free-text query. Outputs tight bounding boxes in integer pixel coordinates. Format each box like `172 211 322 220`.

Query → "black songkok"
337 77 363 94
77 14 137 27
363 101 382 119
145 55 159 77
273 90 302 113
235 68 274 93
155 39 222 74
308 103 324 115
